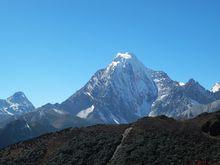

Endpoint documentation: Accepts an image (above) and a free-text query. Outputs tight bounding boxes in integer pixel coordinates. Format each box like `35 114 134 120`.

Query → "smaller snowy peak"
7 92 26 102
7 92 33 107
0 92 35 116
211 83 220 93
13 91 26 97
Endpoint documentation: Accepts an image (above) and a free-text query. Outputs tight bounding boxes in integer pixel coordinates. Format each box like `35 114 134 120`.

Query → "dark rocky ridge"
0 110 220 165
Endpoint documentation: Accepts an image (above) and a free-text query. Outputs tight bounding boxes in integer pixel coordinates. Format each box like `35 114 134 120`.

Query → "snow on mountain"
148 70 191 118
179 82 185 86
60 53 219 121
211 83 220 93
1 52 219 148
148 71 216 118
1 53 218 127
76 105 95 119
0 92 35 116
61 53 158 124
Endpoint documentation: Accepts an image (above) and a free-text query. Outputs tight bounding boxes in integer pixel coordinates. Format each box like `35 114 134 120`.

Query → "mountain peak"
187 79 197 84
114 52 133 60
12 91 26 98
106 52 145 75
8 92 27 102
6 92 35 110
113 52 138 64
0 92 35 116
63 52 158 123
185 79 207 92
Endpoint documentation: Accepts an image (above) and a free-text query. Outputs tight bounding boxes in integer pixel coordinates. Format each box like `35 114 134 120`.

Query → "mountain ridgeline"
45 53 220 123
38 53 220 123
0 52 220 149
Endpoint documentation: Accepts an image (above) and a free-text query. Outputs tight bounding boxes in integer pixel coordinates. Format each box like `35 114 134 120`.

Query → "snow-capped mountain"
148 71 217 118
59 53 220 122
0 52 220 148
1 53 219 127
0 92 35 116
148 70 189 118
211 83 220 93
61 53 158 124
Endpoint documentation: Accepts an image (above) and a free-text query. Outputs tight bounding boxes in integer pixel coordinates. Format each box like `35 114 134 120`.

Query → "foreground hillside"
0 111 220 165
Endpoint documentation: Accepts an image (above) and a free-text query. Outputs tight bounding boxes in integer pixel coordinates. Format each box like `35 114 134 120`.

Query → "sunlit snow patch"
53 109 65 115
77 105 95 119
179 82 185 86
211 83 220 93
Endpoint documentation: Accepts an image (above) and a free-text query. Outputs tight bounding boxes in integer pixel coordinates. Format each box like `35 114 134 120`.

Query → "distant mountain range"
0 52 220 148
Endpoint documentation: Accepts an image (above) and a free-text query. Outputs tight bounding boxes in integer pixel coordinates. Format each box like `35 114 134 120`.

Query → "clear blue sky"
0 0 219 107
